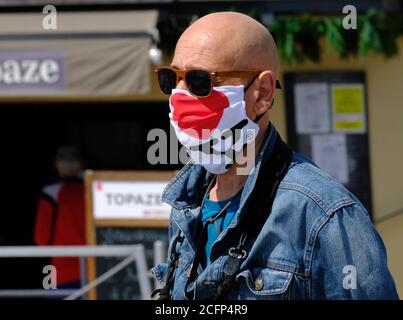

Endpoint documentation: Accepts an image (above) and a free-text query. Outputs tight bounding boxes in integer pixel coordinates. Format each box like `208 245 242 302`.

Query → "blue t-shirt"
201 191 242 266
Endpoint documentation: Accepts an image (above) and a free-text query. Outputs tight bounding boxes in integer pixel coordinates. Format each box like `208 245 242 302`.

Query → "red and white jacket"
34 177 86 286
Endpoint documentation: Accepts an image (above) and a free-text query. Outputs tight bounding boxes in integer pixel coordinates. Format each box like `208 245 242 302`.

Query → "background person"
34 145 86 290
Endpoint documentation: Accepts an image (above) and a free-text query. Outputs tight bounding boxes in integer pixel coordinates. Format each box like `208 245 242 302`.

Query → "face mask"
169 85 260 174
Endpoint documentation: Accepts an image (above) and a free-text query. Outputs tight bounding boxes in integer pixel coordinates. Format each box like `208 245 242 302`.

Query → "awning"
0 10 158 99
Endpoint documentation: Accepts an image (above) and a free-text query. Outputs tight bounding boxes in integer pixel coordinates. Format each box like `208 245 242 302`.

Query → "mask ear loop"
243 74 263 124
243 75 278 123
243 74 259 93
253 108 267 124
253 98 276 123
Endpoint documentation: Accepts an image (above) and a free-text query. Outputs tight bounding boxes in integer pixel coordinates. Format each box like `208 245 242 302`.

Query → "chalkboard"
95 227 168 300
284 71 373 217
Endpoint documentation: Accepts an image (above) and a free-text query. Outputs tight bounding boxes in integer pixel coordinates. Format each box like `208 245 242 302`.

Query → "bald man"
152 12 398 300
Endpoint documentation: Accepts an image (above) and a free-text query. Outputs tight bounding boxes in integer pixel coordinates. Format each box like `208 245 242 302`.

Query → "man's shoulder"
265 152 370 275
278 152 360 216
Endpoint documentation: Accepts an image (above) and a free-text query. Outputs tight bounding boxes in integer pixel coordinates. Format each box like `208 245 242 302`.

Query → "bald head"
173 12 278 76
172 12 279 137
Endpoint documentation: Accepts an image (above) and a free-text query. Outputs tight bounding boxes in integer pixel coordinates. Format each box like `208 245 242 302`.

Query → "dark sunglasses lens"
158 69 177 94
185 70 211 97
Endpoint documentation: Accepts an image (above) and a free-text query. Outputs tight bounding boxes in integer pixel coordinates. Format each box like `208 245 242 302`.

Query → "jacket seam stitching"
305 202 356 299
278 183 329 214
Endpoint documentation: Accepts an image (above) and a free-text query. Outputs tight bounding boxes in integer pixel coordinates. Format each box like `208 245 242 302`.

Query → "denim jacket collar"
161 122 278 211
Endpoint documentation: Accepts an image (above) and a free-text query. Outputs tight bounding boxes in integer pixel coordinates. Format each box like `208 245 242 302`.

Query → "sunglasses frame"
155 66 263 98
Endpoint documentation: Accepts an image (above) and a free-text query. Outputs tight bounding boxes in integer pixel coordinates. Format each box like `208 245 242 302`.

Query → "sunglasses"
155 66 281 98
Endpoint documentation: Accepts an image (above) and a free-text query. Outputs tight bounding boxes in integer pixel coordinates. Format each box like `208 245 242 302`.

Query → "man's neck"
209 124 268 201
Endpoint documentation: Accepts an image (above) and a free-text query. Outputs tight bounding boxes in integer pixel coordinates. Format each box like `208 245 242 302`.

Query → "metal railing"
0 244 158 300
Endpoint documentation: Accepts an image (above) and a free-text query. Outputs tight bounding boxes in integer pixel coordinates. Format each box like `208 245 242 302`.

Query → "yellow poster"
332 84 366 133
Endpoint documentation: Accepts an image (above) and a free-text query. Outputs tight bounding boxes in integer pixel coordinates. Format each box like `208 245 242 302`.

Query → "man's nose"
176 78 187 90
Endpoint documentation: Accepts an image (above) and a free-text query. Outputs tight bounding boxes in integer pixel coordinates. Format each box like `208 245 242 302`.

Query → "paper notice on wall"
294 83 331 134
311 134 349 184
332 84 366 133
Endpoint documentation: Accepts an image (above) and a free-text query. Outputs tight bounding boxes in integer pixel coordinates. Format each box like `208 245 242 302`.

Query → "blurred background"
0 0 401 299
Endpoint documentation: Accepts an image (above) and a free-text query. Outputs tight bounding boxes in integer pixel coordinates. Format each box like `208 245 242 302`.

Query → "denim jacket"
152 124 399 300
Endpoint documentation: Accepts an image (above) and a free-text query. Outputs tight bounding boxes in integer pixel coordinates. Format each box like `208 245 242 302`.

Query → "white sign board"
92 180 171 220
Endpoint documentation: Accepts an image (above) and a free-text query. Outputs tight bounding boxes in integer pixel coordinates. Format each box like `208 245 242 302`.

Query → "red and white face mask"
169 85 260 174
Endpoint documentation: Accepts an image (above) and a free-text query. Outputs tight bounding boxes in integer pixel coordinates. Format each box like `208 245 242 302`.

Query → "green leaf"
359 12 382 57
324 17 346 55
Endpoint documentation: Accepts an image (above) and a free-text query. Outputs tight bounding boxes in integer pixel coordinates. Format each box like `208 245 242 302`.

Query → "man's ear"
254 70 276 115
